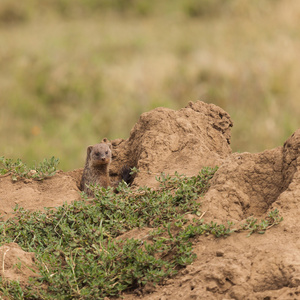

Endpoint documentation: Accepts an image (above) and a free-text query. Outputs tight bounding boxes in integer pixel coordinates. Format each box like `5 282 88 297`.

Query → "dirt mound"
1 101 300 299
110 101 233 186
201 128 300 225
0 170 81 218
202 148 284 223
0 243 39 283
0 101 232 215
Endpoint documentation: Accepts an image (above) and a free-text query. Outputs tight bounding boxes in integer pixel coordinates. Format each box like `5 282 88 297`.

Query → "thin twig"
265 222 277 230
199 211 206 219
2 247 10 276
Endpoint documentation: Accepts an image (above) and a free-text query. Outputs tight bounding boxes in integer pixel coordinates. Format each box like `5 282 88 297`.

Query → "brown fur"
80 141 112 197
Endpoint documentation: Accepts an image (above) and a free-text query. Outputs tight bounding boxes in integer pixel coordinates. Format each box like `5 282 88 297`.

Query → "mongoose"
80 141 112 197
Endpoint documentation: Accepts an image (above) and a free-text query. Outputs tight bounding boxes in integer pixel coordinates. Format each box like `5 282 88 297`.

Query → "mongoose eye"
95 152 100 156
105 151 109 155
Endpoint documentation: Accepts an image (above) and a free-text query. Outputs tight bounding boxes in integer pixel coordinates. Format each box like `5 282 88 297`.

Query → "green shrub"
0 156 59 181
0 166 283 298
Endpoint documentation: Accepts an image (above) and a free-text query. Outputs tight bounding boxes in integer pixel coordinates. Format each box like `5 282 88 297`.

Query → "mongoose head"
87 142 112 167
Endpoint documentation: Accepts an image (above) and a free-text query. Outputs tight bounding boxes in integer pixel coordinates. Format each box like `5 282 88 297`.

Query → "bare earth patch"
1 101 300 299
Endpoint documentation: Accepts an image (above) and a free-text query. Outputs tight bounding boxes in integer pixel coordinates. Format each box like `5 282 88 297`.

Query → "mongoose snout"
90 144 112 167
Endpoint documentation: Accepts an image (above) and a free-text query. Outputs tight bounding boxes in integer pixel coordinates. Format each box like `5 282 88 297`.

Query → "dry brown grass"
1 0 300 169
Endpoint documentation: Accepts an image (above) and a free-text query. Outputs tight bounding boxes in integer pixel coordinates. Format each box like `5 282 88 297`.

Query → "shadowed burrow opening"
109 139 138 186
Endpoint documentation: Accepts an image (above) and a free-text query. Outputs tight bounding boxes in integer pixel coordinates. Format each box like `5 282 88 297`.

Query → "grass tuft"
0 156 59 181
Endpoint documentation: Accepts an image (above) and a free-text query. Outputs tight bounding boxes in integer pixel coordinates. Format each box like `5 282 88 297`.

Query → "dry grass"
1 0 300 170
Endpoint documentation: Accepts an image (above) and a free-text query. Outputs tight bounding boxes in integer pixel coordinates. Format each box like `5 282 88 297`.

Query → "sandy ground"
1 101 300 299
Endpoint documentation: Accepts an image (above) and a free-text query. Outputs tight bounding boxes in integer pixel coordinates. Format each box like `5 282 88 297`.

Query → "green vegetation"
0 0 299 170
0 156 59 181
240 209 283 237
0 167 282 299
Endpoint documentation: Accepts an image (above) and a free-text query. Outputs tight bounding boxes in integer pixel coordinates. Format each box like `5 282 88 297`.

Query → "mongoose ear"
87 145 93 159
101 138 112 150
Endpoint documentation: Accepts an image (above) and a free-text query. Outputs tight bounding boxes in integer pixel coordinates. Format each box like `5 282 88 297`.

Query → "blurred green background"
1 0 300 170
